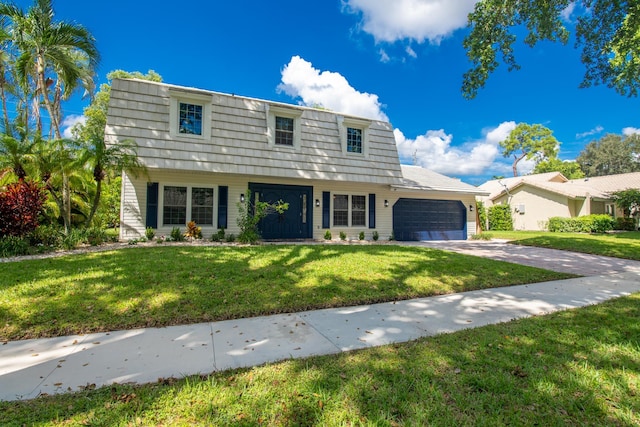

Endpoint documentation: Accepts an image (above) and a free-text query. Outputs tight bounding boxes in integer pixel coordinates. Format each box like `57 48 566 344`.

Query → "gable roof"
396 165 489 195
480 171 640 202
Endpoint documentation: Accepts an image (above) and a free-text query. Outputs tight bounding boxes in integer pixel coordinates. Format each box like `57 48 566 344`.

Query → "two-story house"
105 79 486 241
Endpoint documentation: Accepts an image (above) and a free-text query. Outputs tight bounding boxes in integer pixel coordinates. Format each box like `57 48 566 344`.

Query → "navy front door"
249 183 313 239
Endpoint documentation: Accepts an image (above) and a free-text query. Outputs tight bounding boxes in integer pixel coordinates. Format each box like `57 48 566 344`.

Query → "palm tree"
0 0 100 139
79 136 145 227
0 132 33 181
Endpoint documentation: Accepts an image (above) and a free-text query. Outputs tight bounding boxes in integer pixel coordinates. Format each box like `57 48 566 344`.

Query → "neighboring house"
105 79 486 241
478 172 640 230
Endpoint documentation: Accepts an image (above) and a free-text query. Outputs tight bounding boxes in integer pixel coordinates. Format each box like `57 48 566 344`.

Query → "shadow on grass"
0 245 571 340
3 295 638 425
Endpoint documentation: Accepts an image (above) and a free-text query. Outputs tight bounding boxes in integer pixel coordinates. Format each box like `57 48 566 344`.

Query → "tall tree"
463 1 640 99
500 123 559 177
0 0 100 139
532 158 585 179
577 133 640 177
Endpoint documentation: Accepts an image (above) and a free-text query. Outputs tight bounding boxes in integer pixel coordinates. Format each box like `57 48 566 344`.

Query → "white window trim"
160 184 216 227
337 116 371 157
169 89 212 140
332 193 368 228
266 104 303 149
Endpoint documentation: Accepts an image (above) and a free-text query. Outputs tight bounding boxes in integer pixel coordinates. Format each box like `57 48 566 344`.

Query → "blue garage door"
393 199 467 241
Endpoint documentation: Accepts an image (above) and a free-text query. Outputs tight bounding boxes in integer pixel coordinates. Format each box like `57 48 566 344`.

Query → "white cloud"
623 127 640 136
576 125 603 139
61 114 86 138
405 46 417 58
394 121 516 175
278 56 388 121
379 48 391 63
560 2 577 21
343 0 479 44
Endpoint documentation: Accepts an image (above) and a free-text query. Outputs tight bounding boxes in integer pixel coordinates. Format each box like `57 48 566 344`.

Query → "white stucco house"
478 172 640 230
105 79 487 241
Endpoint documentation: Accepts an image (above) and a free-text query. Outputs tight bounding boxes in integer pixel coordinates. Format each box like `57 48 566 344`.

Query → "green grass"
0 245 573 341
2 293 638 426
486 231 640 261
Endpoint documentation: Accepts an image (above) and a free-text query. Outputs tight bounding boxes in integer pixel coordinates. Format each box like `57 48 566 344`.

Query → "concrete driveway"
412 239 640 276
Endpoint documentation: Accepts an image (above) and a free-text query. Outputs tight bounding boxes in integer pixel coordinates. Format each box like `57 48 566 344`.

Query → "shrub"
372 230 379 241
185 221 202 239
61 229 84 250
211 228 225 242
0 180 47 238
85 227 106 246
339 231 347 241
359 231 365 240
145 227 156 240
548 215 614 233
0 235 31 257
27 224 63 247
477 200 488 231
614 217 636 231
169 227 185 242
487 204 513 231
324 230 332 240
237 190 289 244
226 233 236 242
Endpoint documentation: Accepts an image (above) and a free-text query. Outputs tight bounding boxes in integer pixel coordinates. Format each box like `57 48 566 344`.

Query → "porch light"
469 204 474 212
384 200 389 207
315 199 320 207
240 193 245 203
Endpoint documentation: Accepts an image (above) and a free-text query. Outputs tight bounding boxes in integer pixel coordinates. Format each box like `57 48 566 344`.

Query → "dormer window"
275 116 294 146
338 116 371 157
347 127 363 153
169 89 212 139
266 104 302 149
179 103 203 135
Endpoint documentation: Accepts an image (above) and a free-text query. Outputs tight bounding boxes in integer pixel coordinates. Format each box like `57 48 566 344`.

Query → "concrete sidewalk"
2 270 640 401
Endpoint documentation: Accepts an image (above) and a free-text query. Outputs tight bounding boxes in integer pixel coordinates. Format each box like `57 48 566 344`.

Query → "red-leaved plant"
0 181 48 237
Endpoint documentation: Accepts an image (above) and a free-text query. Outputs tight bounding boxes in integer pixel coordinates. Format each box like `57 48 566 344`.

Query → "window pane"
275 116 294 146
179 102 203 135
163 186 187 225
191 187 214 225
347 127 362 153
333 194 348 226
352 195 366 226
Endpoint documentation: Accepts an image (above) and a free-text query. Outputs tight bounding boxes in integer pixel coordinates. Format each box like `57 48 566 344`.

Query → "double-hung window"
179 103 203 135
275 116 294 146
333 194 366 227
351 195 366 226
346 127 363 153
162 185 214 226
163 186 187 225
339 116 371 156
267 104 302 148
191 188 214 225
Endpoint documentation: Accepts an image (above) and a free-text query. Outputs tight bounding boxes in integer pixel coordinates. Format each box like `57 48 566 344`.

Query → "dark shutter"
217 186 228 229
322 191 330 228
368 193 376 229
146 182 158 228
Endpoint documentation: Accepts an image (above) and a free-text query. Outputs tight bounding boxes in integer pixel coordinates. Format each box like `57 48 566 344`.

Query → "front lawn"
0 244 572 341
486 231 640 260
3 293 638 426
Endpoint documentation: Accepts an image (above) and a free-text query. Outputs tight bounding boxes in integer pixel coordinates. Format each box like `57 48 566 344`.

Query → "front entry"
249 183 313 240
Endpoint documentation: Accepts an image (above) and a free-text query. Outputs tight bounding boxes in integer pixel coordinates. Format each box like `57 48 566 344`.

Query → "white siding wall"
121 170 478 241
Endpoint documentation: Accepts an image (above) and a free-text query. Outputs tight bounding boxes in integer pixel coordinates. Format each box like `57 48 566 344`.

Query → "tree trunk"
86 177 102 227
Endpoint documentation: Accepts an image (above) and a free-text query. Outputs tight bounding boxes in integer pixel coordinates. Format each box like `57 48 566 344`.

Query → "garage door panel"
393 199 467 241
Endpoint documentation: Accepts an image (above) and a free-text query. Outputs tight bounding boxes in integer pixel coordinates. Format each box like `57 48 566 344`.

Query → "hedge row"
548 214 615 233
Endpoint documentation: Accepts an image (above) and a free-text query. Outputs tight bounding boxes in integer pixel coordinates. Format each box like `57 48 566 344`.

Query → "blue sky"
27 0 640 185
